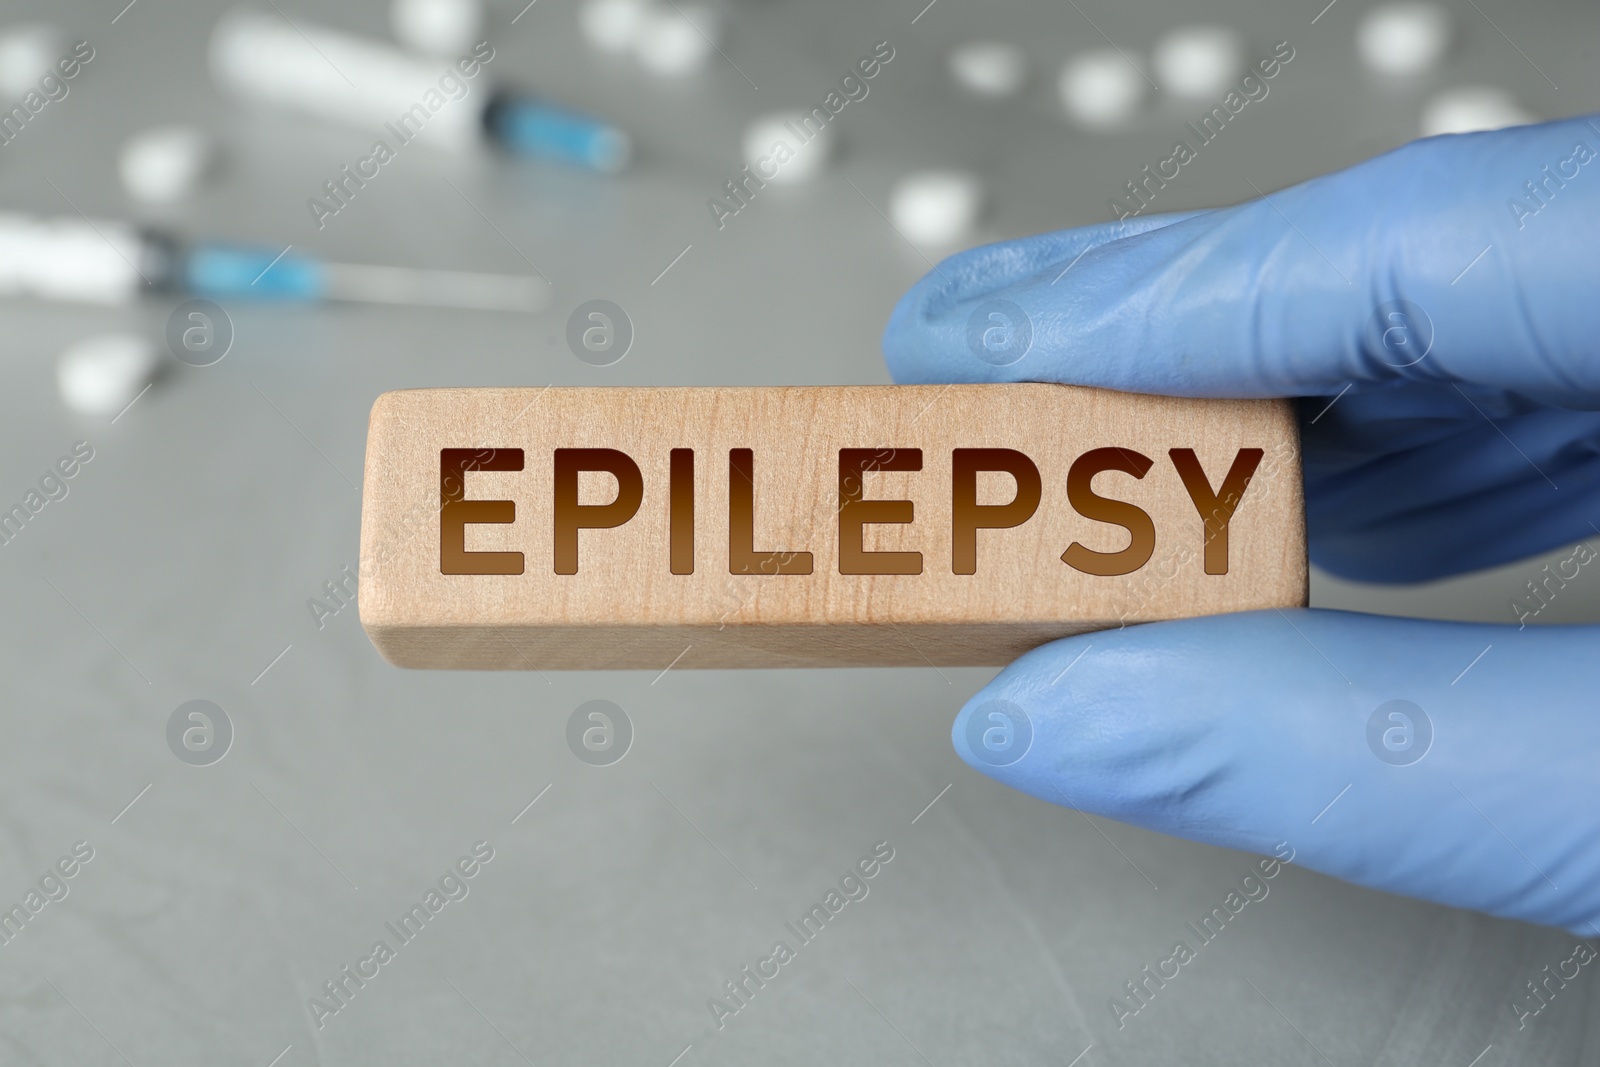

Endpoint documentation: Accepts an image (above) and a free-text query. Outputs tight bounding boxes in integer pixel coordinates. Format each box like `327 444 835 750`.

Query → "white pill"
1357 2 1452 75
118 126 216 204
578 0 650 54
56 333 159 417
890 170 985 247
1059 49 1147 127
948 41 1028 98
634 3 722 76
1420 86 1536 136
1152 25 1246 99
389 0 485 56
0 23 66 98
741 111 833 185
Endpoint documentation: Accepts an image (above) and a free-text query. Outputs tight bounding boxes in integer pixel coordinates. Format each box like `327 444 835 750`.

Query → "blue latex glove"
882 115 1600 935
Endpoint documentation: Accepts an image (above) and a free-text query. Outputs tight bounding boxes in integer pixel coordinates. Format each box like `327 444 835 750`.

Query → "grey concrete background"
0 0 1596 1063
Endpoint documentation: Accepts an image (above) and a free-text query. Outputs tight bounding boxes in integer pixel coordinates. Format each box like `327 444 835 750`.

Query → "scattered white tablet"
742 111 833 184
1420 86 1535 136
948 41 1028 99
0 23 66 99
1358 2 1452 76
578 0 651 54
1059 49 1147 127
1152 25 1246 100
890 170 985 247
119 126 216 204
57 334 160 417
390 0 485 56
634 4 722 76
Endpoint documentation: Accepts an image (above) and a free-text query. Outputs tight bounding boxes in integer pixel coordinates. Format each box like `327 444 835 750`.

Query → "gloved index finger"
883 115 1600 406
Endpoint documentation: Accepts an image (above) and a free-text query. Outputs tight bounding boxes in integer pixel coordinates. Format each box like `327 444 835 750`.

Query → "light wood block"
358 385 1305 669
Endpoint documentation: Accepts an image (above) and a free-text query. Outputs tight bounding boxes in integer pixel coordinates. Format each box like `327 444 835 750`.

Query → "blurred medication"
741 111 834 185
1152 25 1247 100
0 23 65 98
0 212 548 312
209 8 630 172
0 34 93 150
56 333 158 416
390 0 486 57
1420 86 1535 136
578 0 652 53
118 126 217 204
890 170 985 247
947 41 1028 99
1059 49 1147 127
1357 2 1452 76
633 3 723 76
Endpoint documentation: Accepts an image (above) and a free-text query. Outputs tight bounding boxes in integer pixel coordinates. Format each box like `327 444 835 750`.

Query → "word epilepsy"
357 386 1303 668
437 445 1264 578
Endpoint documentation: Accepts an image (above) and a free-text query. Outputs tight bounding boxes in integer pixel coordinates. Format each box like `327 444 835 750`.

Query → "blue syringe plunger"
484 90 632 173
184 243 327 301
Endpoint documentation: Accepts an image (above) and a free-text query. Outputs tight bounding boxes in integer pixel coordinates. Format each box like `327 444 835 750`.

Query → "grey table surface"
1 0 1597 1063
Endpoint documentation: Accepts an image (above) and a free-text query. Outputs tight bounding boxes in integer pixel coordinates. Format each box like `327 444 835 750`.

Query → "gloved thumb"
953 608 1600 934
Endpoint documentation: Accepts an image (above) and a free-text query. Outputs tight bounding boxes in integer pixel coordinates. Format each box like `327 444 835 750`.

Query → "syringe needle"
181 241 551 312
319 262 552 312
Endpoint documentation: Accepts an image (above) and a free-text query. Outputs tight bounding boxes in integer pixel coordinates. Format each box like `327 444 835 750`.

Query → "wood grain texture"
358 385 1306 669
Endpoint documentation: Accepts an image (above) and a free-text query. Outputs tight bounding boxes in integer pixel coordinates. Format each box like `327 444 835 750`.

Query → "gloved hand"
882 114 1600 934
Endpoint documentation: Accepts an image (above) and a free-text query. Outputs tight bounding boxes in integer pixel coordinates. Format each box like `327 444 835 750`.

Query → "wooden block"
358 385 1305 669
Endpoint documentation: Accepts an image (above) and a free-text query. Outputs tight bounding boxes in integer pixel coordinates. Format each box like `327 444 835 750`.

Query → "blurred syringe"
0 213 550 311
209 8 632 173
